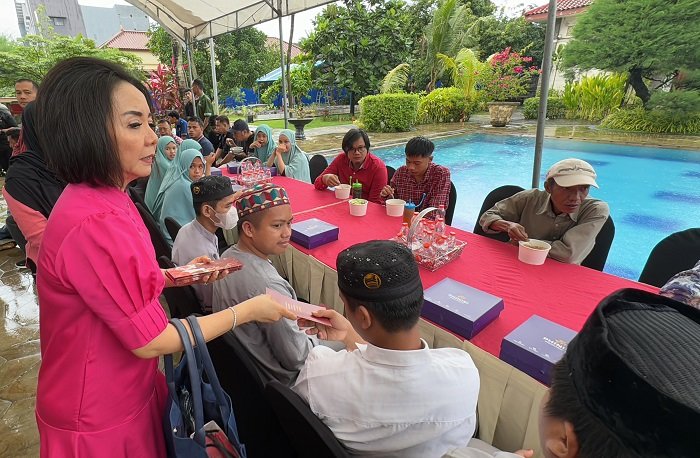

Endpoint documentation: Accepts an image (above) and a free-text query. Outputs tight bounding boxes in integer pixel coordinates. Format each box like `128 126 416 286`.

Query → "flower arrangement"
478 48 540 102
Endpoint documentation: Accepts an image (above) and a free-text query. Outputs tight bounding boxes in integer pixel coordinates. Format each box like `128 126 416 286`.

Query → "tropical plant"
417 87 474 123
359 93 420 132
523 96 566 120
601 107 700 134
300 0 415 115
561 73 627 121
477 47 539 102
471 15 546 68
647 90 700 119
562 0 699 105
436 48 483 99
147 61 183 116
380 63 411 94
260 63 313 109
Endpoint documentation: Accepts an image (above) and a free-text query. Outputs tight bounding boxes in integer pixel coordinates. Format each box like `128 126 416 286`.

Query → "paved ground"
0 110 697 456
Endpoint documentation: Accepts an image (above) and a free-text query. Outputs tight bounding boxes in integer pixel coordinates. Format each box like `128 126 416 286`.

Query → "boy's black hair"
405 136 435 158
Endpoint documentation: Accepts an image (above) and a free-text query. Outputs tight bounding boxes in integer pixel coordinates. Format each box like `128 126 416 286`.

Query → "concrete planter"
487 102 520 127
289 118 313 140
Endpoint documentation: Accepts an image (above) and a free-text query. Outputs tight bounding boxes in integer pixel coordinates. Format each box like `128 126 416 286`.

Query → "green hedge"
417 87 474 123
601 108 700 134
359 93 420 132
523 96 567 120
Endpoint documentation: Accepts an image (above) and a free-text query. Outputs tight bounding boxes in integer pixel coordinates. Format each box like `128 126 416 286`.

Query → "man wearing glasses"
314 128 388 203
479 158 610 264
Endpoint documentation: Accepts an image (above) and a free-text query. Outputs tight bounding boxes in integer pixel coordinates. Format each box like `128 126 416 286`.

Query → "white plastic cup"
385 199 406 217
518 240 551 265
335 184 351 199
349 199 368 216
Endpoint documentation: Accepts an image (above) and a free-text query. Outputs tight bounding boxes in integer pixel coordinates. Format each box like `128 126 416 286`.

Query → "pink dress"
36 183 169 457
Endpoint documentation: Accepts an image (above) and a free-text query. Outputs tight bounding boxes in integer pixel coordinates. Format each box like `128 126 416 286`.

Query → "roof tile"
524 0 594 17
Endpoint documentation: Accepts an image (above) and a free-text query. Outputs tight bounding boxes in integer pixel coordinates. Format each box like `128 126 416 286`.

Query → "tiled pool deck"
0 116 697 456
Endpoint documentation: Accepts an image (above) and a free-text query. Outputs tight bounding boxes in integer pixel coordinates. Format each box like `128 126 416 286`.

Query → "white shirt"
293 339 480 457
172 219 219 312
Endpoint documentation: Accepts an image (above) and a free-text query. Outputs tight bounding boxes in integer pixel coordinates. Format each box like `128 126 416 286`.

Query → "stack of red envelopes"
166 258 243 286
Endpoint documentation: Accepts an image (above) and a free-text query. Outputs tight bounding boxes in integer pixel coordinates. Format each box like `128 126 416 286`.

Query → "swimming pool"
373 133 700 280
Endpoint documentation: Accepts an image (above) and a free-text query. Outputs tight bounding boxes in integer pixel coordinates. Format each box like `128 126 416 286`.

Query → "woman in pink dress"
34 57 296 457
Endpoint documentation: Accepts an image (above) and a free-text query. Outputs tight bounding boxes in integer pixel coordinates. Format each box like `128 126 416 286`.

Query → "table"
221 175 658 454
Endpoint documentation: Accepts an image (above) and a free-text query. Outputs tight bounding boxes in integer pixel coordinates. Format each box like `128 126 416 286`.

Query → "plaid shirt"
389 163 451 211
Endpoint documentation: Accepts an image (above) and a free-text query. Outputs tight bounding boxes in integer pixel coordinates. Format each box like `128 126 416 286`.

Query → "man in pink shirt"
313 128 387 203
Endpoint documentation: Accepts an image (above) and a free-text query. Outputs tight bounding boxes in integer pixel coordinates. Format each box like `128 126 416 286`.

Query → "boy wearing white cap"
479 158 609 264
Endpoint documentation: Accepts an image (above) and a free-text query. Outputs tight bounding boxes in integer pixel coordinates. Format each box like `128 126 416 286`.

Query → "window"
50 16 66 26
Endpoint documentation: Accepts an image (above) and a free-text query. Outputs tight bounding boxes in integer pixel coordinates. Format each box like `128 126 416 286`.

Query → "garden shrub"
523 96 566 120
601 108 700 134
417 87 475 123
359 93 420 132
562 73 627 121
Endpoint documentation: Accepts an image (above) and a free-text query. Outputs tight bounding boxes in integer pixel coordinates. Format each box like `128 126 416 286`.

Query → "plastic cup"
335 184 351 199
518 240 551 265
349 199 368 216
385 199 406 217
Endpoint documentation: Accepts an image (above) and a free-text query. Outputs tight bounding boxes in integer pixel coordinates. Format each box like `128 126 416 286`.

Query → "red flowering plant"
146 58 183 116
477 48 540 102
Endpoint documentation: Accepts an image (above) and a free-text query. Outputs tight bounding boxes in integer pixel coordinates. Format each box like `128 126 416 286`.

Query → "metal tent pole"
531 0 557 188
278 0 289 129
209 36 220 115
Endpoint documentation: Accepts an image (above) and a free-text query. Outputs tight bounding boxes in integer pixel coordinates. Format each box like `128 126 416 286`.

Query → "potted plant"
289 104 314 140
478 48 540 127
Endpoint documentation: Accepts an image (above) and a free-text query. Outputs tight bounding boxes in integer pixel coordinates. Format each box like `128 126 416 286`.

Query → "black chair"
127 182 147 208
215 227 229 255
309 154 329 183
265 380 350 458
386 165 396 183
207 334 295 457
445 181 457 226
164 217 182 242
638 228 700 287
134 201 171 259
472 185 525 241
157 256 203 318
580 216 615 271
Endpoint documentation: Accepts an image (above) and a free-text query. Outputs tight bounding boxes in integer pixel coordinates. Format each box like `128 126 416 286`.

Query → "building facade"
14 0 86 38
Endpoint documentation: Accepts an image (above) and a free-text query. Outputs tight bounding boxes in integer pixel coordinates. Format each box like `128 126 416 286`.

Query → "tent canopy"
125 0 334 43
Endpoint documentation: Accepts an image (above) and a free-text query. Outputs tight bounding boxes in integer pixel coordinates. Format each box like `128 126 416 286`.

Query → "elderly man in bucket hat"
479 158 609 264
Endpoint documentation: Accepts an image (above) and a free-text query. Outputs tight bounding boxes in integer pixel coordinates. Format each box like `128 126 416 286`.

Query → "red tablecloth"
266 178 659 356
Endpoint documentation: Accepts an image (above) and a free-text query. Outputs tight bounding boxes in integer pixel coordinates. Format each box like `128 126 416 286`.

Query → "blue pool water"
373 133 700 280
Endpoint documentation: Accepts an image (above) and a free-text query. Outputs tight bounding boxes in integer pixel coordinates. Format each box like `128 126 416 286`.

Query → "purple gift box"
210 167 222 176
291 218 339 249
266 166 278 177
227 162 242 174
499 315 577 385
422 278 504 339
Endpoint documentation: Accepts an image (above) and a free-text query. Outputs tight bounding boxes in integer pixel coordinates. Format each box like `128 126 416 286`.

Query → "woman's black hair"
341 128 370 154
35 57 152 188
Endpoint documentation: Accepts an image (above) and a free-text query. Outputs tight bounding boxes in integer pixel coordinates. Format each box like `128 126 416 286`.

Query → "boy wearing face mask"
172 176 242 313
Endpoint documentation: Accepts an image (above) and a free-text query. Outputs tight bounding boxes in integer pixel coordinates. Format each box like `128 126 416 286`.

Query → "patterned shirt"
659 260 700 309
388 163 451 212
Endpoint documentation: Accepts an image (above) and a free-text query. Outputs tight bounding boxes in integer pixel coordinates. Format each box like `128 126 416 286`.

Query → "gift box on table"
265 166 277 176
227 162 242 174
422 278 504 339
165 258 243 287
499 315 577 385
291 218 339 249
210 167 222 176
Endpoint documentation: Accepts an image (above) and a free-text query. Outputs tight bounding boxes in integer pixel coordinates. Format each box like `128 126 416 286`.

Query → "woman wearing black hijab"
2 102 66 272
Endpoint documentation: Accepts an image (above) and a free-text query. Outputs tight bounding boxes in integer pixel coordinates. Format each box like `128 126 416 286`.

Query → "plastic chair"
446 181 457 226
638 228 700 287
581 216 615 271
164 217 182 242
134 201 171 259
207 334 295 457
386 165 396 183
472 185 525 241
157 256 203 318
265 380 350 458
309 154 329 183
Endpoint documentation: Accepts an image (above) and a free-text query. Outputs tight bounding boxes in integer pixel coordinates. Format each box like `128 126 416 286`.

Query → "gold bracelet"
229 306 237 331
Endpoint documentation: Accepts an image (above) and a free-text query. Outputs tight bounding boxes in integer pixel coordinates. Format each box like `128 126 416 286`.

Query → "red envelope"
265 288 332 326
166 258 243 286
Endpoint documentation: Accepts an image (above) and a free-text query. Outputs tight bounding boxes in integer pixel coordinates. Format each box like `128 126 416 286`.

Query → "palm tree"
435 48 483 99
380 63 411 94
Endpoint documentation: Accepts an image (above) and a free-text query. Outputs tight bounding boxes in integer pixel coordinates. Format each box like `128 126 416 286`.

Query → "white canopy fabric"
125 0 334 43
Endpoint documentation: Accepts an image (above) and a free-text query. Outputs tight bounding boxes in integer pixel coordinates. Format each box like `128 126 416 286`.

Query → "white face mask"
208 206 238 230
